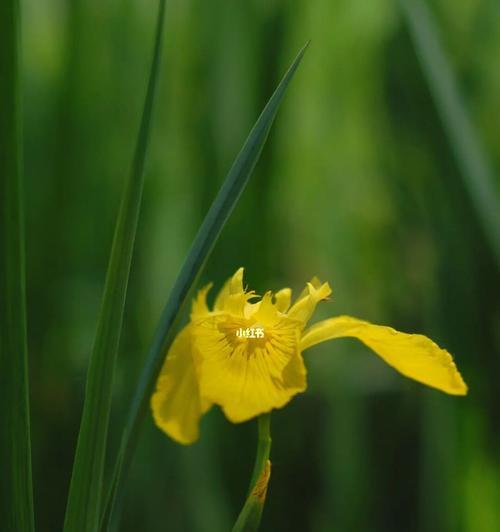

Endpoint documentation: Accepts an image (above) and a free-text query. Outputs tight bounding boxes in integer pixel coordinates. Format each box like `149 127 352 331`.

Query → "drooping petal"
287 280 332 325
193 315 307 422
151 325 211 444
301 315 468 395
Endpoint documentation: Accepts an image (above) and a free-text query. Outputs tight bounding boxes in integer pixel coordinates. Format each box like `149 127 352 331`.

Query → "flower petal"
214 278 231 311
214 267 256 317
151 325 211 444
301 315 467 395
193 315 307 422
274 288 292 313
287 280 332 325
213 267 245 311
191 283 213 318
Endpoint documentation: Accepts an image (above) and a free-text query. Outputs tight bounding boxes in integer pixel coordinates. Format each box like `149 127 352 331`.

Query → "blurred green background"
21 0 499 530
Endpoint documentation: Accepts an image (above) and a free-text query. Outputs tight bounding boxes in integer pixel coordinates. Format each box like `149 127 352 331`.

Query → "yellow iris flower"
151 268 467 444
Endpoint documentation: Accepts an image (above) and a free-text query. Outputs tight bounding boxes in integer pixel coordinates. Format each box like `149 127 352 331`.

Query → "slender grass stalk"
0 1 35 530
232 414 272 532
100 43 309 531
62 2 167 531
399 0 500 265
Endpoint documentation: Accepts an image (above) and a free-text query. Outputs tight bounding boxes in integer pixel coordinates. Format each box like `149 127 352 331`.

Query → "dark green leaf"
62 2 167 530
0 1 36 530
101 42 309 530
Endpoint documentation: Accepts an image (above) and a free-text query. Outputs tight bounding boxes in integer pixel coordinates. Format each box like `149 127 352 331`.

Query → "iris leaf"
0 1 36 530
62 1 167 530
100 42 309 530
399 0 500 264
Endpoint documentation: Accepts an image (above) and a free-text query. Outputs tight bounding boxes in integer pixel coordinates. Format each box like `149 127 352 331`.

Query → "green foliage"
63 2 167 530
399 0 500 264
6 1 499 531
101 42 309 530
0 1 35 530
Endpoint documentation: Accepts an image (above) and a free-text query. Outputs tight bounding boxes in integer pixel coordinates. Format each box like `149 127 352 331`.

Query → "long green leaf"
62 2 167 530
399 0 500 265
101 42 309 530
0 1 36 530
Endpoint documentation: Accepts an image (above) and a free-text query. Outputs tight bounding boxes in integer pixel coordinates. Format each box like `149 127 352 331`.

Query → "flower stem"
248 413 272 493
232 414 272 532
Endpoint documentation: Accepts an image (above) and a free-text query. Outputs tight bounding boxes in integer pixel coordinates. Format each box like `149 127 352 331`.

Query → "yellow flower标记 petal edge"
301 315 468 395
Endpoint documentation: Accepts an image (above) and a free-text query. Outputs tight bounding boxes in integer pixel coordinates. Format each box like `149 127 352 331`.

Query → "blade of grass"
62 2 167 531
0 1 36 530
399 0 500 265
100 42 310 531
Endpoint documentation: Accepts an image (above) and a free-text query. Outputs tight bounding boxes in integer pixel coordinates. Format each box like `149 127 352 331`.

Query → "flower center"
216 318 269 356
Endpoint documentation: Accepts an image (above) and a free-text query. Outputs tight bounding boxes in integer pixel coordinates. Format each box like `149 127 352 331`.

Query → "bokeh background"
22 0 499 530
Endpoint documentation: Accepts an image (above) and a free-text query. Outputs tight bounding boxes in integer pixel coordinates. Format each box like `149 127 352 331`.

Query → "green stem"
248 414 272 493
231 414 272 532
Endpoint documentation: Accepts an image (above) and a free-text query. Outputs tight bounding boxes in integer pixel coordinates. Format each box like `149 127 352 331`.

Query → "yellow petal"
193 315 307 423
253 292 281 325
301 315 467 395
274 288 292 313
213 267 245 311
287 281 332 325
213 267 255 317
230 267 245 294
214 278 231 311
295 276 326 301
191 283 213 318
151 325 211 444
